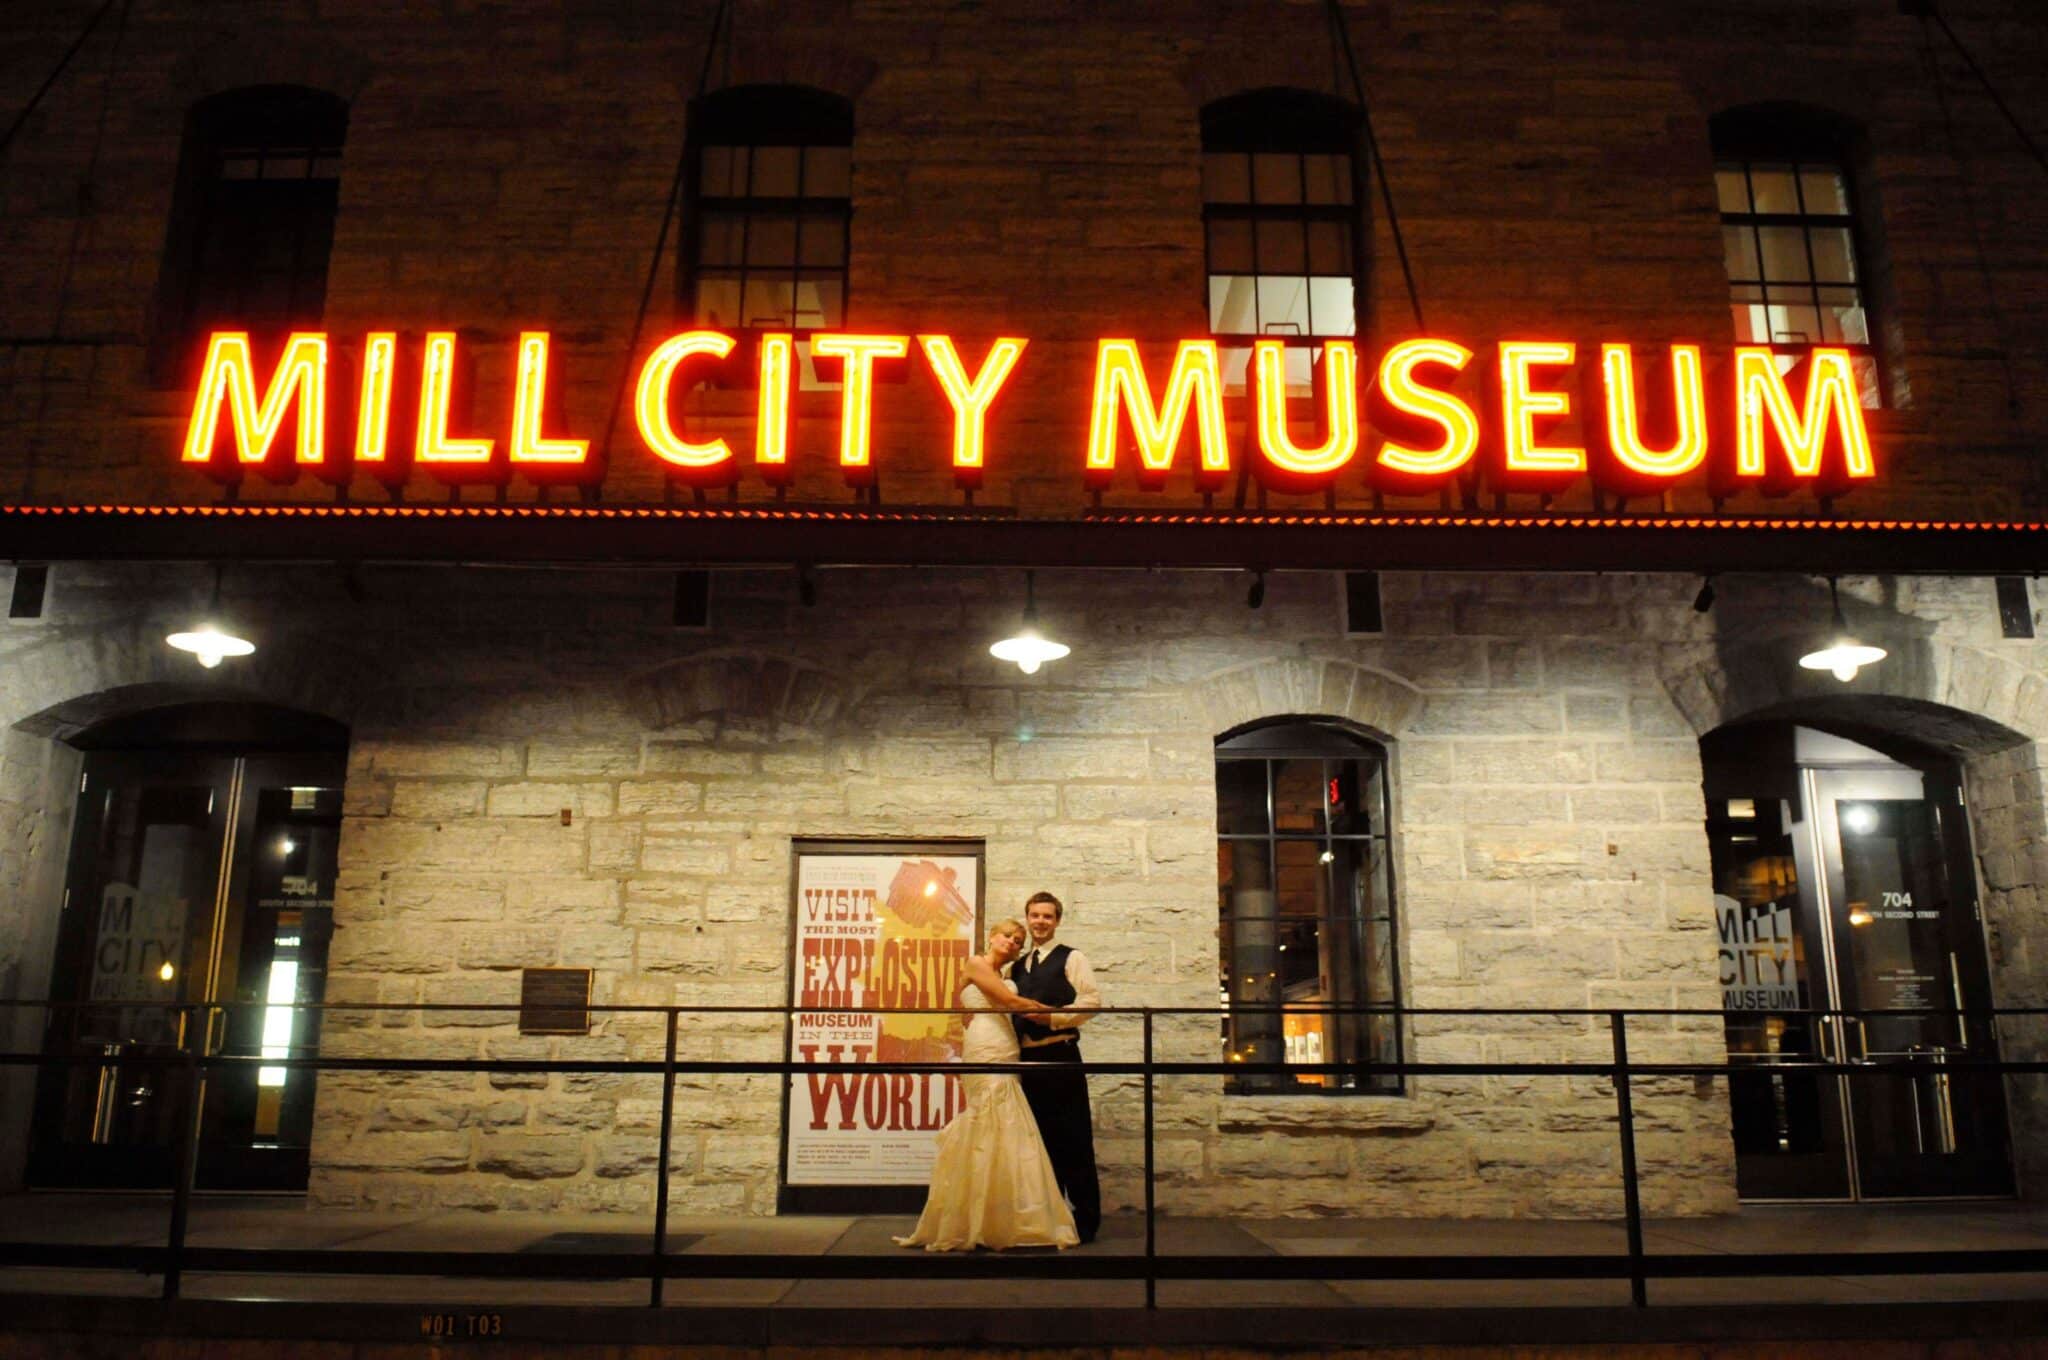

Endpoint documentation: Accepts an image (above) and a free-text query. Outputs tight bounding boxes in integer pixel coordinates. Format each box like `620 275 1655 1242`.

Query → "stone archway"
1182 657 1424 742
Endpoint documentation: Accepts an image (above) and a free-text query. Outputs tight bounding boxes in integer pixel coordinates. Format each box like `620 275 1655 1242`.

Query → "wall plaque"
518 967 592 1035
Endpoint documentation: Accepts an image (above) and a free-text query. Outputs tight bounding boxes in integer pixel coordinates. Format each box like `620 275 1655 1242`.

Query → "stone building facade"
1 0 2045 1220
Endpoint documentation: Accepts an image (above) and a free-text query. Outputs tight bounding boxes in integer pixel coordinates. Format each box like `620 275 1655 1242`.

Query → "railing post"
1608 1010 1646 1309
163 1003 206 1301
650 1006 678 1308
1143 1008 1156 1311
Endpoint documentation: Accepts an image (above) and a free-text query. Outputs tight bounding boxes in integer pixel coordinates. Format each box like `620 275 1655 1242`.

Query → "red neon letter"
1374 339 1477 478
1600 343 1706 480
756 333 793 475
509 332 588 467
1734 347 1875 481
1084 340 1229 486
1254 340 1358 481
634 331 736 471
920 335 1026 479
181 332 328 468
813 334 910 475
354 332 397 466
416 333 493 465
1499 341 1584 476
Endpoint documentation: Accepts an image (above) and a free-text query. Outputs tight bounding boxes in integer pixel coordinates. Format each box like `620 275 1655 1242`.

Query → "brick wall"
0 2 2043 515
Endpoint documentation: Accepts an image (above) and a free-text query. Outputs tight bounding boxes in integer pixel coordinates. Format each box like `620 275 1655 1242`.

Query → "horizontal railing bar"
6 999 2044 1018
6 1243 2046 1283
6 1052 2046 1079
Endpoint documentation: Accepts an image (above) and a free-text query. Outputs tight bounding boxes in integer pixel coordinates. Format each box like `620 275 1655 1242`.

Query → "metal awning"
3 503 2046 574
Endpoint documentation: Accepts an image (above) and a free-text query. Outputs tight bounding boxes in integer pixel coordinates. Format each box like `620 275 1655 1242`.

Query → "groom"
1008 890 1102 1243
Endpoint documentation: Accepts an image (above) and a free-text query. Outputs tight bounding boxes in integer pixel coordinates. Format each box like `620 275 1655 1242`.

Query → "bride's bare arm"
963 956 1052 1012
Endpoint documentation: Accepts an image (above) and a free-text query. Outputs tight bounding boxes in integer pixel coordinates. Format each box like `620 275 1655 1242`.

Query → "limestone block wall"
4 563 2046 1212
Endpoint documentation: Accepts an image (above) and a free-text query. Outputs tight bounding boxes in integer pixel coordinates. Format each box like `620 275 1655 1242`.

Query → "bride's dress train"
894 983 1078 1251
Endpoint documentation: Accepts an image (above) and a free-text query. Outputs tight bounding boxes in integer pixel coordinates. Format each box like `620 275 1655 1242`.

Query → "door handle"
1846 1015 1869 1062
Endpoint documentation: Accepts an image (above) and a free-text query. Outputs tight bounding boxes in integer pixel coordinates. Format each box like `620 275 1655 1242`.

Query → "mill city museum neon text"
180 330 1877 498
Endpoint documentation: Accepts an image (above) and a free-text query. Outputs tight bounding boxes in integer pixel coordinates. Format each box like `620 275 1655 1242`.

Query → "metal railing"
2 1000 2045 1310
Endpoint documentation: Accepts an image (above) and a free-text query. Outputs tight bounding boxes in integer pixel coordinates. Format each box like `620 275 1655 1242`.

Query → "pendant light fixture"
166 565 255 669
1798 577 1885 683
989 569 1069 676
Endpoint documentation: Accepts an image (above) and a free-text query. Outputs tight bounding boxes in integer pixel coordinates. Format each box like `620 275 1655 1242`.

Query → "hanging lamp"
166 565 255 669
1798 577 1885 683
989 570 1069 676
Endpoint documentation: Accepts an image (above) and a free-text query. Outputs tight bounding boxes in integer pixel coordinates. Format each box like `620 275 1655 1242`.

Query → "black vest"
1010 943 1075 1043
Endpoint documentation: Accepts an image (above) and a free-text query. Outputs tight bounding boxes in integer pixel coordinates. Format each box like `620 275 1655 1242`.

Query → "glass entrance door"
1707 726 2014 1201
1808 768 2014 1199
28 749 342 1192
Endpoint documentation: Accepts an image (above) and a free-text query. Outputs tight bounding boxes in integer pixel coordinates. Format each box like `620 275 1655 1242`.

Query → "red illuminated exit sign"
181 330 1875 499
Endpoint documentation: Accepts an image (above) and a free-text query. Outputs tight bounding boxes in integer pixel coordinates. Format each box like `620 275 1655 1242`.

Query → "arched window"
1712 104 1885 408
1201 89 1364 396
152 86 348 381
1216 719 1400 1095
683 85 853 350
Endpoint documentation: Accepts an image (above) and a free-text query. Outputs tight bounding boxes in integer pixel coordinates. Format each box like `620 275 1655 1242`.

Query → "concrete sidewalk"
4 1193 2048 1311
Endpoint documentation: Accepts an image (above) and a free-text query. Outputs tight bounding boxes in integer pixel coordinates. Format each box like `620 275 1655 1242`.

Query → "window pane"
1714 165 1750 214
694 274 742 328
798 212 846 267
751 145 800 197
1206 218 1254 273
1216 761 1267 835
697 213 744 267
745 213 798 266
1256 275 1309 336
1272 759 1326 835
1729 283 1766 342
1307 277 1355 337
741 276 794 327
1757 226 1811 282
1303 153 1351 205
700 146 734 197
310 155 341 180
1252 152 1301 204
1203 152 1250 204
1749 164 1798 214
1766 302 1822 345
803 146 851 198
1851 353 1882 408
219 154 261 180
1255 219 1305 273
1328 758 1377 836
1809 227 1857 283
1722 226 1760 282
1306 220 1349 275
1208 275 1258 335
1819 287 1868 343
794 273 843 328
261 152 312 180
1799 166 1848 215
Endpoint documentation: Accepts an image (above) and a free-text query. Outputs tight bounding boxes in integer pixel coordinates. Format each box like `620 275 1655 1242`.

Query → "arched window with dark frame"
682 84 852 385
1216 719 1401 1095
151 86 348 383
1201 89 1366 397
1712 103 1886 408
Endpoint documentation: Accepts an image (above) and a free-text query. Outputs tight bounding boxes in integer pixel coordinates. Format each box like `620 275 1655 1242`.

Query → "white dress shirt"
1018 939 1100 1031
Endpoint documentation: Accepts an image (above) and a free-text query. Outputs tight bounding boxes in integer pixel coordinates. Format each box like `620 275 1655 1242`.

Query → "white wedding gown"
894 982 1079 1251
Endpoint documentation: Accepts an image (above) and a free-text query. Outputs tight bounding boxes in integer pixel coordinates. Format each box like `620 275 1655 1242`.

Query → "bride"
894 917 1079 1250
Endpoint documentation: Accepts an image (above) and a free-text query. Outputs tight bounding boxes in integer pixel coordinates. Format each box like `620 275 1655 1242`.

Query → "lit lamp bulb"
989 570 1069 676
166 624 255 669
158 961 176 983
1799 578 1885 683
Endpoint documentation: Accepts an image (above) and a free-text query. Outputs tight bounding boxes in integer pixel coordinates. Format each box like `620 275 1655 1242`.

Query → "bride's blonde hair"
989 918 1026 948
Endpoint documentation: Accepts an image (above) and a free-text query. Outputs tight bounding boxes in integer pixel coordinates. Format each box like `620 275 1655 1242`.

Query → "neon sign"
180 331 1877 497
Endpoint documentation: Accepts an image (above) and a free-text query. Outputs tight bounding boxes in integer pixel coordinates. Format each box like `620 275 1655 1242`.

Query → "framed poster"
778 839 983 1214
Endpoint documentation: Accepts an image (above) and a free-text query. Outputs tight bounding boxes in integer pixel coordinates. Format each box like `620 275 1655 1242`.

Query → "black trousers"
1017 1039 1100 1241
